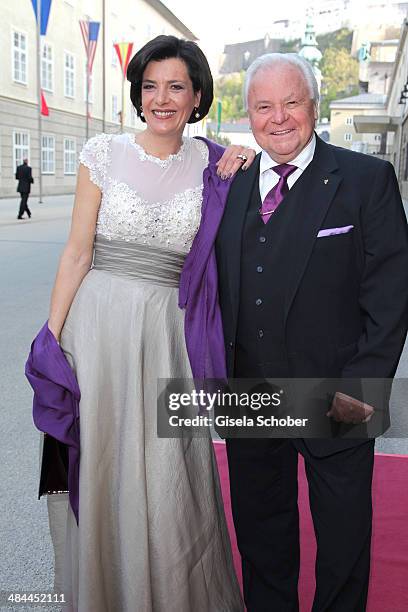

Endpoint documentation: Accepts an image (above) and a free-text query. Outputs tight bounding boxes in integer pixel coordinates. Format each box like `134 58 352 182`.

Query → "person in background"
16 158 34 219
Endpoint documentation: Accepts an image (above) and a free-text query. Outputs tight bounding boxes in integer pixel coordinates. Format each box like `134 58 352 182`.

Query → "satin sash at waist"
92 235 186 287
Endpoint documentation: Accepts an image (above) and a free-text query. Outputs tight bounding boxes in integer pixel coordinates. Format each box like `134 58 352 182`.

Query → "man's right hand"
326 392 374 425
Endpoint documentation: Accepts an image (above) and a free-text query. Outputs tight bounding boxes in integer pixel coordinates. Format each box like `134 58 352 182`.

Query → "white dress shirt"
259 134 316 202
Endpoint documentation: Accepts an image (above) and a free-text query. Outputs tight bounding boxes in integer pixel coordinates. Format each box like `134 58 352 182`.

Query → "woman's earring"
140 105 144 117
194 107 200 119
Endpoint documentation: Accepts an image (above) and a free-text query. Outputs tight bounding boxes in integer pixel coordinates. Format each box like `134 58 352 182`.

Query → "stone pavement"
0 194 74 227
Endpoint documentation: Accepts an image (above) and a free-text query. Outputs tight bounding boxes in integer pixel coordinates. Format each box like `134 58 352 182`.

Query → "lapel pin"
323 178 329 184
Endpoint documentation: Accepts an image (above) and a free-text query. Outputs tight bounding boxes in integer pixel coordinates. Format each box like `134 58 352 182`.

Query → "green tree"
208 72 246 123
317 28 353 54
279 39 300 53
320 47 359 119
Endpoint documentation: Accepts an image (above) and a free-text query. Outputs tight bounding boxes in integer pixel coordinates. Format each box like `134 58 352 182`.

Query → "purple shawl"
179 137 232 380
25 322 80 524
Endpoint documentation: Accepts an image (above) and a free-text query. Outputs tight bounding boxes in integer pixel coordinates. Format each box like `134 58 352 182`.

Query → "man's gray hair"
243 53 320 110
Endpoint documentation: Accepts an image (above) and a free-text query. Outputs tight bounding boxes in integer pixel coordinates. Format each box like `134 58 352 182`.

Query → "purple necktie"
260 163 297 224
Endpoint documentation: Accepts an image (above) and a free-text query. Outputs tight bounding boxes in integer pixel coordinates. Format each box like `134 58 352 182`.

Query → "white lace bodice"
79 133 209 253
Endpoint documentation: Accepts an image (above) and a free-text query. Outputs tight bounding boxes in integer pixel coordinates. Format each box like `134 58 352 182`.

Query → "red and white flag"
40 90 49 116
79 20 100 73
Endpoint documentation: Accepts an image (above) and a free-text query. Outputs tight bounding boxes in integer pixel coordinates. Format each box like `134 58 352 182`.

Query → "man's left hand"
216 145 256 179
326 392 374 424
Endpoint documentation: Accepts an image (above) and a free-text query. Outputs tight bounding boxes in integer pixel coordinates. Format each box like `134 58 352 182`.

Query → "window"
13 31 27 84
344 133 352 142
345 116 353 125
64 52 75 98
41 42 53 92
112 94 119 123
13 131 29 169
41 135 55 174
64 138 76 174
374 134 381 141
83 62 94 103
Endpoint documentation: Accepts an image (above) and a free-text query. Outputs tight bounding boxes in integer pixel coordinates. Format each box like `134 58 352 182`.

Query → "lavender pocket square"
317 225 354 238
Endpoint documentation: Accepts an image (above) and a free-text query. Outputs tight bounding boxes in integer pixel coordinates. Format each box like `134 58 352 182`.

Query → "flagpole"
216 99 222 138
102 0 106 133
80 20 100 139
86 18 90 140
36 0 43 203
121 73 125 133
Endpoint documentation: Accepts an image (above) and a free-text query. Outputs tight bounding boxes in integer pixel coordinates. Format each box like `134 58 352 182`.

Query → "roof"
220 36 283 74
354 114 399 133
371 39 399 47
145 0 197 40
330 93 387 107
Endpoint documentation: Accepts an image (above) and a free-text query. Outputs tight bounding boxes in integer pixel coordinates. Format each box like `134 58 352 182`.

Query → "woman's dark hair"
127 35 213 124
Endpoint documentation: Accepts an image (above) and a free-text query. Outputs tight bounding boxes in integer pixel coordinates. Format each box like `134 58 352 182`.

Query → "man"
215 54 408 611
15 158 34 219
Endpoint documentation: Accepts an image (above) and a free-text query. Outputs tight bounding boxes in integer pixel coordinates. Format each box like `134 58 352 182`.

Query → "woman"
27 36 254 611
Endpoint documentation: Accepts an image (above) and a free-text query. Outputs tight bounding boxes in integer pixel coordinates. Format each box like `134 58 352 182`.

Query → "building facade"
330 93 389 154
0 0 196 197
353 18 408 198
330 34 399 157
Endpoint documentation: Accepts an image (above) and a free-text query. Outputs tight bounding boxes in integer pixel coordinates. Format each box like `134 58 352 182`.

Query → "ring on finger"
236 153 248 162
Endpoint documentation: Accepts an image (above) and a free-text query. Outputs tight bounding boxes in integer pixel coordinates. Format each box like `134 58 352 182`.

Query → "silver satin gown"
58 133 243 612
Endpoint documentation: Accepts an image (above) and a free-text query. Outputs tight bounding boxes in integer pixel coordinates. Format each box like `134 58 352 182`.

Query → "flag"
80 20 100 121
31 0 53 36
41 90 49 116
114 43 134 78
79 20 100 73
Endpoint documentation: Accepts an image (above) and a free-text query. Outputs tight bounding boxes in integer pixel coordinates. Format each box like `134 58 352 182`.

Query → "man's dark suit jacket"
16 163 34 194
216 135 408 456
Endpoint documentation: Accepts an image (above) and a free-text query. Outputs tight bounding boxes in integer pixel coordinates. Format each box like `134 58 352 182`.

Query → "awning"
353 115 400 133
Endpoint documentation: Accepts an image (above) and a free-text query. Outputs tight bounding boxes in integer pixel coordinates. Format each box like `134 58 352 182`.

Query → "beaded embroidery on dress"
58 133 243 611
79 133 208 250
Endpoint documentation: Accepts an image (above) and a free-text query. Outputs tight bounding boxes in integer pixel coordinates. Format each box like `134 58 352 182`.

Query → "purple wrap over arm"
179 137 233 380
25 322 80 524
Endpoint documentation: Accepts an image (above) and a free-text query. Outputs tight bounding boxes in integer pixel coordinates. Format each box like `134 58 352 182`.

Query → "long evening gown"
58 133 242 611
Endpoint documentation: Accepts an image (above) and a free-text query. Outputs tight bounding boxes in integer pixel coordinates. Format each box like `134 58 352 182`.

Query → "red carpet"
214 443 408 612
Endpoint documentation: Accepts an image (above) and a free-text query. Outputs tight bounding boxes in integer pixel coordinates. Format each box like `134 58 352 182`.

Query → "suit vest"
235 177 298 378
